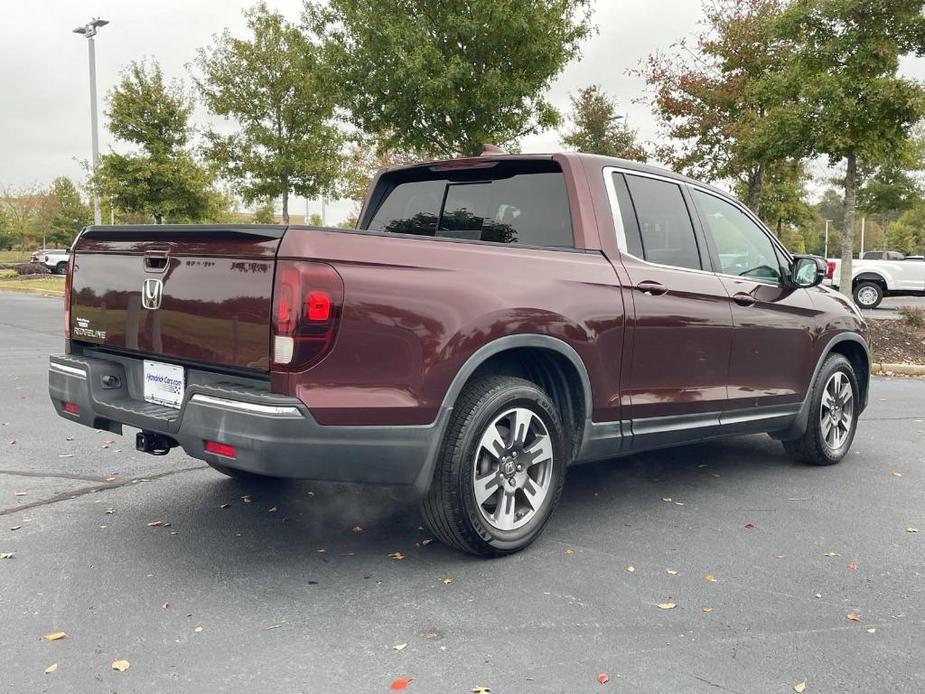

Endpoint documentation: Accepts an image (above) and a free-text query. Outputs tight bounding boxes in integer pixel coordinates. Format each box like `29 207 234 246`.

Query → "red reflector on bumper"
204 440 236 458
62 402 80 415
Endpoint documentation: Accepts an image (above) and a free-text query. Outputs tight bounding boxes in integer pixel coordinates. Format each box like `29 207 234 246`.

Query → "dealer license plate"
143 360 185 409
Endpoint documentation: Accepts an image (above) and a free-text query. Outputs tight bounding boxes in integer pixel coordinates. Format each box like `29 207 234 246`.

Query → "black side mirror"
789 255 826 288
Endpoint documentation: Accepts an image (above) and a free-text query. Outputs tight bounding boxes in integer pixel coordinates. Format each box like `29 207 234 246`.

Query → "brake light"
204 440 236 458
271 261 344 370
62 402 80 415
64 249 76 339
826 261 836 280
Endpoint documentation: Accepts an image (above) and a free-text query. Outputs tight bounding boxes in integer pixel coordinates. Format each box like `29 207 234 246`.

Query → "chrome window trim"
50 362 87 379
603 165 794 284
189 394 303 418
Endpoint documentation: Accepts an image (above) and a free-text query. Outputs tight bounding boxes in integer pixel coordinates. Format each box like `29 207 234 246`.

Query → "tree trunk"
281 186 289 225
745 164 765 213
154 212 163 225
839 153 857 297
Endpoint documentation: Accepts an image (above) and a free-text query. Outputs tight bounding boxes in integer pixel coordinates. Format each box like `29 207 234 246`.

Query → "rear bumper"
48 354 447 495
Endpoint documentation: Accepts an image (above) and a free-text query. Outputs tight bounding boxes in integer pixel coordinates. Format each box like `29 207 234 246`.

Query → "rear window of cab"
361 160 574 249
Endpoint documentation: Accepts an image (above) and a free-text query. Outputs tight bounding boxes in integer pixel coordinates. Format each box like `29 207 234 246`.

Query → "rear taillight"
825 261 835 280
271 260 344 371
64 251 76 339
62 402 80 415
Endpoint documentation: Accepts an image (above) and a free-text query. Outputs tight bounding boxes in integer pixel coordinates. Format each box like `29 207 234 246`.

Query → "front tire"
420 376 568 557
853 281 883 309
783 354 859 466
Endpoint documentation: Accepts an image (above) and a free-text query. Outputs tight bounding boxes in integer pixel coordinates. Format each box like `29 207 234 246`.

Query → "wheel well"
852 274 886 289
466 347 587 456
828 340 870 405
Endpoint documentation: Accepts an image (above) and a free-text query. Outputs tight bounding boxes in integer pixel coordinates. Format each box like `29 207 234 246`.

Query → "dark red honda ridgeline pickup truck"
49 152 869 556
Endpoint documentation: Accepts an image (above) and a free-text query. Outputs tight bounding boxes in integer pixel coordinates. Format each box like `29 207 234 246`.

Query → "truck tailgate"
69 225 285 371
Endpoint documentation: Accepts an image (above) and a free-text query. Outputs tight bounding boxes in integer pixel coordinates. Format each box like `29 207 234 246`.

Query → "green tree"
767 0 925 293
640 0 787 210
887 203 925 255
306 0 594 157
738 159 814 240
251 199 276 224
196 2 342 223
0 185 42 249
93 60 215 223
35 178 92 246
560 85 647 161
342 137 415 205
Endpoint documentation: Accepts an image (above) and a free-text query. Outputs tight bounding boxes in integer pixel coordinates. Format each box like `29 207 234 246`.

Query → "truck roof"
382 151 735 200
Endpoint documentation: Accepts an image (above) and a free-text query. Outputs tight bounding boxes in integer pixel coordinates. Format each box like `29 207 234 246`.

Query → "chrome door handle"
732 292 758 307
636 280 668 296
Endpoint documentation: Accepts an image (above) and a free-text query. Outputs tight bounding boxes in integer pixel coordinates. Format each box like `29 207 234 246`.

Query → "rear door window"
364 164 573 248
624 174 702 271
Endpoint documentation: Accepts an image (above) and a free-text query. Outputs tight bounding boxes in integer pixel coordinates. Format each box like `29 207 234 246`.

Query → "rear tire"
783 354 859 466
420 376 568 557
55 261 68 275
852 281 883 309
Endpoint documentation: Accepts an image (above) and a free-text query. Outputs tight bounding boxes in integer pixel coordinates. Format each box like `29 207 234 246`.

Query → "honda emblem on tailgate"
142 278 163 310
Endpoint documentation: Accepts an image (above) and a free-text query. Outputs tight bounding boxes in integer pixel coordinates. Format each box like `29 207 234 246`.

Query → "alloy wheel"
856 286 878 307
472 407 555 532
819 371 854 450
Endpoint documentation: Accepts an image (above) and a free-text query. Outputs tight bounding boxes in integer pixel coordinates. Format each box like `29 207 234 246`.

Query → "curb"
872 362 925 376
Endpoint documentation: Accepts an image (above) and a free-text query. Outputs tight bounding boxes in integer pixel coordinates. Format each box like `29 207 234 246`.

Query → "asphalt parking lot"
1 293 923 694
859 295 925 321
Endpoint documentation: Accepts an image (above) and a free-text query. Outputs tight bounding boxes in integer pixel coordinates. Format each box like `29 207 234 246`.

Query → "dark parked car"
49 151 869 556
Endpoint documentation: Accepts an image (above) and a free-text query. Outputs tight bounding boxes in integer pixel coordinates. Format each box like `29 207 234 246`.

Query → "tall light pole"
824 219 832 258
73 17 109 226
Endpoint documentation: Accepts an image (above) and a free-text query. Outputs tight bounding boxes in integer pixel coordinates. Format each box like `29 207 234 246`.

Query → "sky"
2 0 924 224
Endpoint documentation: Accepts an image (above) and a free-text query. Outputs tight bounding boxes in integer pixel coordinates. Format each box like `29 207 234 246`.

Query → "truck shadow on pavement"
114 433 809 579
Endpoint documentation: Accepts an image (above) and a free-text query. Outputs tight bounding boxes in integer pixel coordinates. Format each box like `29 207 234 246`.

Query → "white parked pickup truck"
36 248 71 275
827 253 925 308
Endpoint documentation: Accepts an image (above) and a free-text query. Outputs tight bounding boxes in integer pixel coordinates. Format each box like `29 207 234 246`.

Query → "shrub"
897 305 925 330
15 262 50 276
0 269 17 279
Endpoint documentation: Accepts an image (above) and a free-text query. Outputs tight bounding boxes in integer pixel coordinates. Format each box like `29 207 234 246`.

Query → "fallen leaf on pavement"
744 523 756 529
847 613 863 622
14 491 26 497
265 623 284 630
194 625 204 633
674 501 685 506
390 676 413 690
703 607 713 613
705 574 717 583
393 642 407 651
43 631 68 641
793 681 806 693
907 527 919 533
268 506 278 512
10 526 21 531
866 628 876 634
665 569 678 575
0 552 13 559
597 673 609 684
472 687 491 694
241 495 252 503
352 525 363 533
847 562 858 570
58 454 73 459
565 548 574 555
823 552 839 557
441 577 453 585
891 471 903 477
661 497 672 502
146 521 163 528
220 504 230 509
388 552 405 560
625 565 635 573
111 659 130 672
161 603 170 610
656 602 676 610
44 663 57 674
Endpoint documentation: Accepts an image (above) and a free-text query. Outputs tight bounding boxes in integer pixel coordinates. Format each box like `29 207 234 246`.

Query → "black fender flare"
411 334 594 495
772 332 871 441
